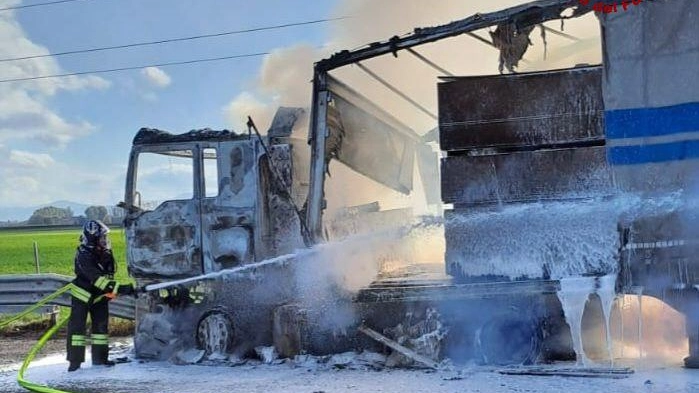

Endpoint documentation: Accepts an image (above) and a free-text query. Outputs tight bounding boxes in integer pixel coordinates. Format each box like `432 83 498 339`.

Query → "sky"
0 0 602 220
0 0 339 215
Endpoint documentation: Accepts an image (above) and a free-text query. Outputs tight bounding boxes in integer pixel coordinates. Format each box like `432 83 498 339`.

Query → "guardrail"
0 274 135 320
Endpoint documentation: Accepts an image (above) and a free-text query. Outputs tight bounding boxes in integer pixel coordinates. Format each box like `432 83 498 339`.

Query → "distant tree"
27 206 73 225
84 206 109 222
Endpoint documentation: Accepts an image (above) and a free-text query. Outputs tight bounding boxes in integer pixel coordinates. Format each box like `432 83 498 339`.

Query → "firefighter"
66 220 137 372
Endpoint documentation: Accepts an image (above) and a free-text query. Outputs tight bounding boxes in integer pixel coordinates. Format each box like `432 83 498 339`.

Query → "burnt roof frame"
304 0 594 243
315 0 591 73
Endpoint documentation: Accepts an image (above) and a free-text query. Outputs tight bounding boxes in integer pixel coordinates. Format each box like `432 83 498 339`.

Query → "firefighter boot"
93 359 116 367
91 333 115 366
67 361 81 372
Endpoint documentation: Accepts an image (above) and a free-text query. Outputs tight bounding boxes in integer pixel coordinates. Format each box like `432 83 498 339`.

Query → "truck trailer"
120 0 699 367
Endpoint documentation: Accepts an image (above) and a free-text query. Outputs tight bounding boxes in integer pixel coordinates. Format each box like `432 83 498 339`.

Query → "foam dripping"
556 274 618 366
597 274 617 366
557 276 595 366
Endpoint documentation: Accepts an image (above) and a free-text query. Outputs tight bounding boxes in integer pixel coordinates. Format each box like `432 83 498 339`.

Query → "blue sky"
0 0 339 215
0 0 601 220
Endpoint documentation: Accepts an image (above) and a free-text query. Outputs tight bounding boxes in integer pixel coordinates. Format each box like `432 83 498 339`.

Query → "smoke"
223 44 323 132
222 0 602 218
293 227 406 331
223 91 270 131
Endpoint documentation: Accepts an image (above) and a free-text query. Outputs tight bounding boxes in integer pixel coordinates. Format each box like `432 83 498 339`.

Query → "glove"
116 283 135 296
137 286 148 294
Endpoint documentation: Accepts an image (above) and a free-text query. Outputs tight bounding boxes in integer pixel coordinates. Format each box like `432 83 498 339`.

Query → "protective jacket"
67 245 134 367
73 245 117 295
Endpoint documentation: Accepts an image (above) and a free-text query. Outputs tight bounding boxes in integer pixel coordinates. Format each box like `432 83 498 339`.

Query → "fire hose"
0 252 305 393
0 283 90 393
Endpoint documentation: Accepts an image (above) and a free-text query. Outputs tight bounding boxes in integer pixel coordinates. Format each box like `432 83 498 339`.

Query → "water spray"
142 251 307 292
141 218 433 293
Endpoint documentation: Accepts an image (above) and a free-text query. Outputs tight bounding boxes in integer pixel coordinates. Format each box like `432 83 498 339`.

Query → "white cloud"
141 163 193 177
3 175 40 194
0 89 94 147
0 15 110 96
0 5 120 207
9 150 55 168
140 91 158 102
0 10 108 149
141 67 172 88
222 45 319 133
0 148 125 207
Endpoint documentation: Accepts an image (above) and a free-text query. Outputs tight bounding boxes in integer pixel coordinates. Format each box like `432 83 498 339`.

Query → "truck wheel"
476 315 541 365
196 310 234 356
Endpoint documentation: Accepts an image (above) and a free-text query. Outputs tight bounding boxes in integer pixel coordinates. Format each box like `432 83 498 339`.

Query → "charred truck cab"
122 111 309 359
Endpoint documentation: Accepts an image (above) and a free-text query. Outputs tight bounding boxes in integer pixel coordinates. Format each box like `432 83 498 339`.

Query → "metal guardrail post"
33 241 40 274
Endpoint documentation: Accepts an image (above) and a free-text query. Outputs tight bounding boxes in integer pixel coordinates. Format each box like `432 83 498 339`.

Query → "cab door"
123 144 203 278
198 141 257 274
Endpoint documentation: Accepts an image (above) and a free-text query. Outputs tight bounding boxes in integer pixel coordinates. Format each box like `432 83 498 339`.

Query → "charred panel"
438 66 604 152
619 210 699 293
126 200 201 279
620 245 697 291
441 146 613 205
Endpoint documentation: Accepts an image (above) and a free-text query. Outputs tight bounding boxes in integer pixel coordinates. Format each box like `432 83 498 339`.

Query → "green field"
0 227 134 333
0 227 130 280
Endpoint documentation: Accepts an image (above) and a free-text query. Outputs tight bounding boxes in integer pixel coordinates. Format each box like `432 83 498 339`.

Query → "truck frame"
121 0 699 367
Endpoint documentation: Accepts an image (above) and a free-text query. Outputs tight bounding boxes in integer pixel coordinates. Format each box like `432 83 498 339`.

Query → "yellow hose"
17 315 72 393
0 284 72 329
0 284 77 393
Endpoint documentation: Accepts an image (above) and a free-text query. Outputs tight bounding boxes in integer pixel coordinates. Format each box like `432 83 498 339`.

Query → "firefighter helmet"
81 220 110 249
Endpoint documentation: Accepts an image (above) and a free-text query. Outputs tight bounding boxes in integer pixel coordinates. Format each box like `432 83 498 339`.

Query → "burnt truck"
120 0 699 367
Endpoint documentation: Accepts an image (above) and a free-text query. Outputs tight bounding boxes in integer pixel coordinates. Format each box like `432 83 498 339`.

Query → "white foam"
597 274 617 366
447 193 683 280
557 276 595 366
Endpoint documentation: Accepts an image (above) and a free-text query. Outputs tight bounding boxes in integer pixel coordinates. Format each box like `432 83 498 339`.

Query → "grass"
0 227 130 280
0 227 135 336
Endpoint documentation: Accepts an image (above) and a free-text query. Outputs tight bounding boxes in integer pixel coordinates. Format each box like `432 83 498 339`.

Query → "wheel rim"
477 317 541 365
196 312 233 355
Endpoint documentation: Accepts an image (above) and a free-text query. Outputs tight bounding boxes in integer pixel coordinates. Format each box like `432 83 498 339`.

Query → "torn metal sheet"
490 23 536 73
267 107 305 138
326 76 418 194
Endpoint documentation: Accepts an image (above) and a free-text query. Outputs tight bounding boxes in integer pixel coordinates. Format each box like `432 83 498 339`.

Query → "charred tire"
196 309 234 356
685 356 699 369
476 315 541 365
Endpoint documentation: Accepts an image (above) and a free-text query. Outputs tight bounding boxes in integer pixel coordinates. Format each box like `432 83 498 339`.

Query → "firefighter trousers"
66 292 110 365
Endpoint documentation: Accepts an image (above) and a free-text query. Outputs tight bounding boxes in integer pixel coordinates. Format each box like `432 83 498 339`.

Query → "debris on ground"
498 365 635 379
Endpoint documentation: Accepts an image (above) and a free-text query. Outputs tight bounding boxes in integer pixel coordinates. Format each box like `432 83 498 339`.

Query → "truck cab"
121 111 308 359
122 118 305 279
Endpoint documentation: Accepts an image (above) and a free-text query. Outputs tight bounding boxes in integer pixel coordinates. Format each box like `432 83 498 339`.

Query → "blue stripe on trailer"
606 102 699 140
608 139 699 165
